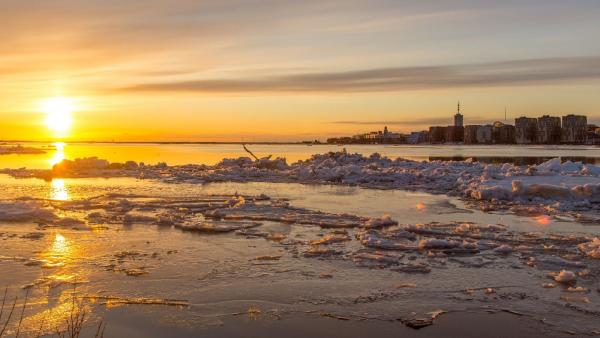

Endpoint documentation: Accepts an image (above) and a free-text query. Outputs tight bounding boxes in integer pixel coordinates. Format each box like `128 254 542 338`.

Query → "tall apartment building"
463 125 479 144
445 126 464 143
454 102 464 127
476 124 494 144
492 121 515 144
515 117 537 144
536 115 561 144
561 114 587 144
429 126 446 144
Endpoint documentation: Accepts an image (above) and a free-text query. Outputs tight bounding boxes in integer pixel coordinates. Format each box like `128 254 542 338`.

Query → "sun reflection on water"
41 233 76 267
533 215 552 226
15 232 95 335
52 233 68 254
18 289 91 336
48 142 66 166
50 179 70 201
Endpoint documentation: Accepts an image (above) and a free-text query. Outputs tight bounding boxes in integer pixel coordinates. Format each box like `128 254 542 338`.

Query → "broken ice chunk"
364 215 398 228
310 233 351 245
554 270 577 284
418 239 460 250
494 245 513 255
176 221 261 233
578 238 600 259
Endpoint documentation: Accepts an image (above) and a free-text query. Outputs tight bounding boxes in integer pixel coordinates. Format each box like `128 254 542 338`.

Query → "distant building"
429 126 446 144
407 131 429 144
536 115 561 144
454 102 464 127
476 124 494 144
561 114 587 144
344 126 407 144
362 131 382 141
515 117 537 144
385 132 408 143
492 121 515 144
587 124 600 145
464 125 480 144
445 126 464 143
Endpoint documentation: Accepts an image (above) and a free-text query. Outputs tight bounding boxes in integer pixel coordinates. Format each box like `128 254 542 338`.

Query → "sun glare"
41 97 74 135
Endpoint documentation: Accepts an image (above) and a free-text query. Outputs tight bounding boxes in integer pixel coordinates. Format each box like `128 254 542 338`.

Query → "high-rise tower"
454 101 464 127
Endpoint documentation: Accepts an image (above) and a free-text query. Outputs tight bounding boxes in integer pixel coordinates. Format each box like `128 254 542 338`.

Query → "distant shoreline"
1 140 312 145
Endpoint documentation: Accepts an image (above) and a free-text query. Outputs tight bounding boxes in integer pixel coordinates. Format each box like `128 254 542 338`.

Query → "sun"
41 97 74 135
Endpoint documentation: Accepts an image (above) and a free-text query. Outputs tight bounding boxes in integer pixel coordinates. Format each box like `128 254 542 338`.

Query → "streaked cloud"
332 118 457 126
117 57 600 94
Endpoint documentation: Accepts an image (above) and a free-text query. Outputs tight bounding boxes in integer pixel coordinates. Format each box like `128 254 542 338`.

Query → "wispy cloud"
117 56 600 94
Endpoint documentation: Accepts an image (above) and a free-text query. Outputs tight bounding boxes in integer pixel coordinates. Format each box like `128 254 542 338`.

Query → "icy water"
1 144 600 337
2 142 600 169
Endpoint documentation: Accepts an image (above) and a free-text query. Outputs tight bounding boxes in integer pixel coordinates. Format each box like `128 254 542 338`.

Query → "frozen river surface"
1 174 600 337
1 144 600 337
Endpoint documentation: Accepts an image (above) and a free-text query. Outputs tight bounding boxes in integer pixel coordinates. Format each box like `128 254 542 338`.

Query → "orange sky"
1 1 600 142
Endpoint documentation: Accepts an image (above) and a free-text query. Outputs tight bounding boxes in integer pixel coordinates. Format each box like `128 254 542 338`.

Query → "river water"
2 142 600 169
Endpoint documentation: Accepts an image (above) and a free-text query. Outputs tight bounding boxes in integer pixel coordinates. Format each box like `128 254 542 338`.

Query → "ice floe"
578 237 600 258
0 145 46 155
3 151 599 219
3 188 600 336
0 201 56 222
554 270 577 284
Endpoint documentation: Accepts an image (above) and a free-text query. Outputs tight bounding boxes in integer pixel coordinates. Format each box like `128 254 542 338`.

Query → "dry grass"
0 287 105 338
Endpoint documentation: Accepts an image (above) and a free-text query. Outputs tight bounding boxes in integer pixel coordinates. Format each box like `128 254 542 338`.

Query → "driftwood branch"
242 144 260 161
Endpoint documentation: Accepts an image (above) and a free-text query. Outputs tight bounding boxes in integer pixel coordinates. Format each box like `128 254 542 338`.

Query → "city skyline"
327 106 594 145
1 1 600 142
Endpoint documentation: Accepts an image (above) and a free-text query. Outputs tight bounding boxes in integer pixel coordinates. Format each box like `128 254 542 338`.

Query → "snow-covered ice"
3 151 598 220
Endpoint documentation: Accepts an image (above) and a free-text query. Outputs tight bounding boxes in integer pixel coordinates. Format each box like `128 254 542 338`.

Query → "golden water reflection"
50 179 70 201
533 215 552 226
48 142 66 166
52 233 69 255
18 232 93 335
40 233 74 268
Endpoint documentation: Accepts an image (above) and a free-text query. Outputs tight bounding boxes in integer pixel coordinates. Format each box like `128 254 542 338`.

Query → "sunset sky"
1 0 600 142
